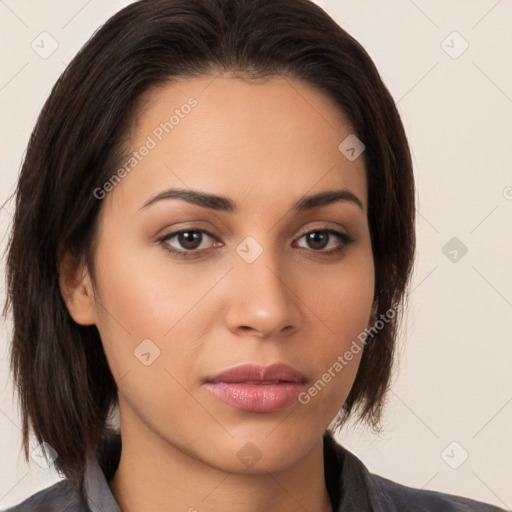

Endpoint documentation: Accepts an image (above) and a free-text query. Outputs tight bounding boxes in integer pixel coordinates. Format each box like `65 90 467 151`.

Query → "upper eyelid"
160 227 216 240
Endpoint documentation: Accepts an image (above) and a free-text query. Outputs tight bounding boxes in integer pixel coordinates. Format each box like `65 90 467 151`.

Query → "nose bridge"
226 233 300 337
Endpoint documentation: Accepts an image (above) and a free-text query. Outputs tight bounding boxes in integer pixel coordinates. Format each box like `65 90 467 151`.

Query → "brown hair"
2 0 415 502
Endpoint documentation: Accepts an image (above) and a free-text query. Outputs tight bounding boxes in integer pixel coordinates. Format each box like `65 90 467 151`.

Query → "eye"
159 229 218 258
294 229 353 255
158 227 353 259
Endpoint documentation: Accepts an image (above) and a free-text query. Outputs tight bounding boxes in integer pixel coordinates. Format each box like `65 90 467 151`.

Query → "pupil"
308 231 327 250
180 231 200 249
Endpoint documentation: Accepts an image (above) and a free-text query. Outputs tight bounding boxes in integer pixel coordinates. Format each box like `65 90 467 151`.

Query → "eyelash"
158 227 354 259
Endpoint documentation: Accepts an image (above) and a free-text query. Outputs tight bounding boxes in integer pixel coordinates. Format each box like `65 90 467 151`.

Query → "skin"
60 74 375 512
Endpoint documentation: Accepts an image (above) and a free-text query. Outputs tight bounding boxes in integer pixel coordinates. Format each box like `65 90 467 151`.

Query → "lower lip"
206 382 306 412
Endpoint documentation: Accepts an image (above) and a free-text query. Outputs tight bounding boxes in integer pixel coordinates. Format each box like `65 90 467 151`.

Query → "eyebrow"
139 187 364 213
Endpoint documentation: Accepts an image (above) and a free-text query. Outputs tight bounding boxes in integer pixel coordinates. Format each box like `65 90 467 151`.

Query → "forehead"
104 74 367 218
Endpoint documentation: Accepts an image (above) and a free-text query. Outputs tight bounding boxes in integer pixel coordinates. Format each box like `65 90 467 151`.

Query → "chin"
200 425 320 474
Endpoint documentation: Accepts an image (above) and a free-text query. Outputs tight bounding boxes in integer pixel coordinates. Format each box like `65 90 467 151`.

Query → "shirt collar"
84 430 122 512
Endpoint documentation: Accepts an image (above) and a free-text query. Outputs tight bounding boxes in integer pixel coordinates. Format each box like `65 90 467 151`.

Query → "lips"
205 363 307 413
207 363 307 384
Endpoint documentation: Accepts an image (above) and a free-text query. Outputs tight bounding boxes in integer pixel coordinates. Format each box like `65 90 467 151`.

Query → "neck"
109 423 333 512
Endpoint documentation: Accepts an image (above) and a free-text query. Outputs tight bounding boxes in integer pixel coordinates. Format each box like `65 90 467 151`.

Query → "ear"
58 250 97 326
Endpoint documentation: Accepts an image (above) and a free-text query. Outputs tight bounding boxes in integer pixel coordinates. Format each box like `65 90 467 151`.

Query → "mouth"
204 363 307 413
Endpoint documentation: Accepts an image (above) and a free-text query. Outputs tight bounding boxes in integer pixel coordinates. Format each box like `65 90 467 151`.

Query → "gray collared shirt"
3 431 508 511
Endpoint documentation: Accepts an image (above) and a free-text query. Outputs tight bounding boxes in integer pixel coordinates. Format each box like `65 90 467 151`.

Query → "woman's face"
79 74 374 472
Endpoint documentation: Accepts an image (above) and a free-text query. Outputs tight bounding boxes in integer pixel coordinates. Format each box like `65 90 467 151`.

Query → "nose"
225 242 302 339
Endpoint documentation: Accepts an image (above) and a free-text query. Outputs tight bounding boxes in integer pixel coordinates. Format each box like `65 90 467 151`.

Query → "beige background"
1 0 511 509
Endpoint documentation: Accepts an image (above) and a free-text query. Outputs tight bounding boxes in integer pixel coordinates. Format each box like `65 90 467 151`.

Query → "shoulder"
2 479 87 512
369 472 508 512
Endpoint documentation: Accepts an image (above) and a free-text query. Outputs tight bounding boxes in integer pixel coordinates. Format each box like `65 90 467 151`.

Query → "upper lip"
206 363 307 384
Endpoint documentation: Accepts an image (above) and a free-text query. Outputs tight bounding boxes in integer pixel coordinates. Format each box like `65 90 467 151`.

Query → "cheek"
90 240 216 427
89 231 217 380
300 247 374 403
310 246 375 344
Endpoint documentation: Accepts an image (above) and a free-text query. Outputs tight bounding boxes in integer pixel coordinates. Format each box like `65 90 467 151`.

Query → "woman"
2 0 506 510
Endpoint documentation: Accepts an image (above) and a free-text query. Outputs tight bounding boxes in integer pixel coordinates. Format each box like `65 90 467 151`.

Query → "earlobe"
58 251 97 326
